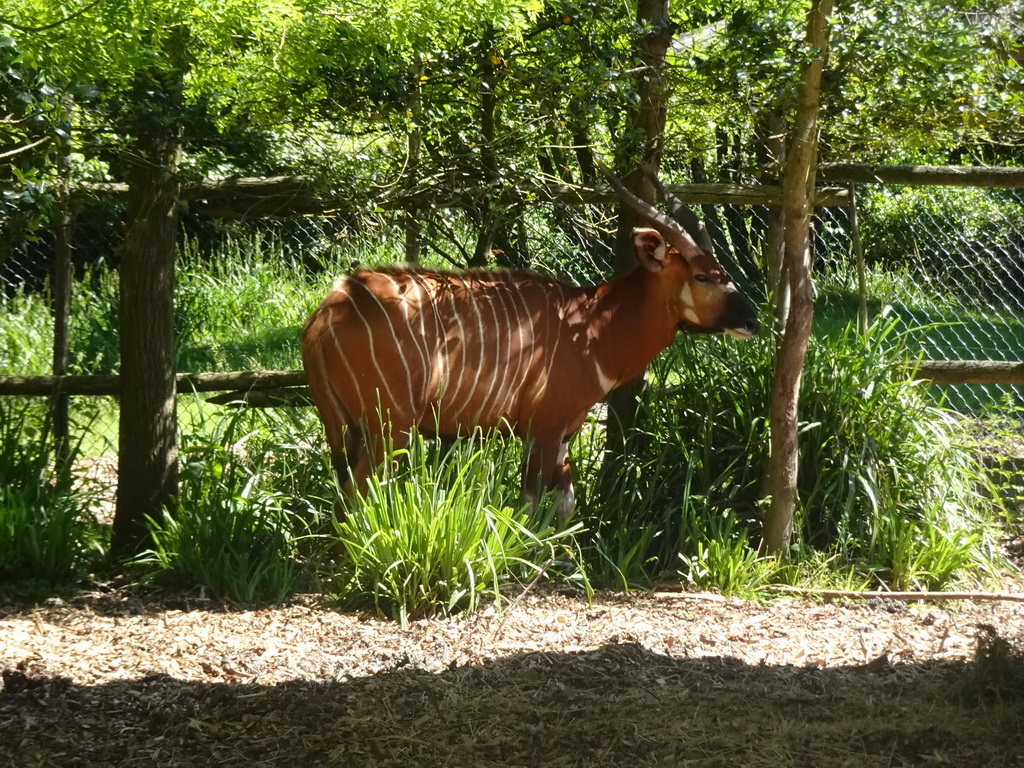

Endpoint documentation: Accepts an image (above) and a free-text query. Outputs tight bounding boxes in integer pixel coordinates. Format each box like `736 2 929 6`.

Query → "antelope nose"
744 316 760 335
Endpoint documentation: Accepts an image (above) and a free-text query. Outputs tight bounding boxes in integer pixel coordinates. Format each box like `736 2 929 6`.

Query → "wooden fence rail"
0 370 306 397
2 360 1022 404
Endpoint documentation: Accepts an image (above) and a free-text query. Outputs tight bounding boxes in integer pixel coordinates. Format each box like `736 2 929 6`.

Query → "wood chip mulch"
2 587 1023 767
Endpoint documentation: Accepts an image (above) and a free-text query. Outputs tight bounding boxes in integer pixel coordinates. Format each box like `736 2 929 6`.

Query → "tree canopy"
2 0 1022 234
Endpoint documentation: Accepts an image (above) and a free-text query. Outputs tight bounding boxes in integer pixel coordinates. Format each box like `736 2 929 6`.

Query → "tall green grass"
330 428 586 626
0 399 105 590
136 407 334 603
0 290 54 376
579 314 1006 592
175 237 318 372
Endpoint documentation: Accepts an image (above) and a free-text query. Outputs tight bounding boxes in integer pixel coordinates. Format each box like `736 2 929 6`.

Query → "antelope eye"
694 273 710 283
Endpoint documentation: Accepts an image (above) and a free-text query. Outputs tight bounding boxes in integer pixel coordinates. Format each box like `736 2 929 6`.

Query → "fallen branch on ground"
766 585 1024 603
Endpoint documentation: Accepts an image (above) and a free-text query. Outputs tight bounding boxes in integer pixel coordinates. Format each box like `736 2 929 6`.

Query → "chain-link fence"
3 181 1024 412
818 185 1024 411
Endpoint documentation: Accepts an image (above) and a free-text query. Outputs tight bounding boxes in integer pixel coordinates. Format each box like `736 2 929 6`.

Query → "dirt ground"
2 582 1023 768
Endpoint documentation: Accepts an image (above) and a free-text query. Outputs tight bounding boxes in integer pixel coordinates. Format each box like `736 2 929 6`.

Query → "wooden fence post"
52 112 75 467
848 183 868 333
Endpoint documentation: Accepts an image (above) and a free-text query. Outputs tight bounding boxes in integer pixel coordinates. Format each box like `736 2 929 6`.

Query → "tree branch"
0 0 105 33
767 585 1024 604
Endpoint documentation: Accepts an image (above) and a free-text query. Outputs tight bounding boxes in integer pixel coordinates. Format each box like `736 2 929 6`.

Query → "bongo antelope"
301 171 759 522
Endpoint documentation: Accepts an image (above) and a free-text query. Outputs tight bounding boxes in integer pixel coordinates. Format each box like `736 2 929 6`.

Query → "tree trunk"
111 31 187 559
404 61 423 263
605 0 673 458
755 112 788 330
470 32 502 267
763 0 834 557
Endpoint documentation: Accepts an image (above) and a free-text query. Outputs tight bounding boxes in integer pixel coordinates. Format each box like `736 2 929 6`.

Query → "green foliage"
175 237 316 372
0 265 119 377
0 288 52 376
331 428 585 626
581 315 1005 592
0 399 104 588
858 185 1024 281
579 332 774 592
825 0 1022 159
137 408 332 603
798 317 1003 588
68 266 121 375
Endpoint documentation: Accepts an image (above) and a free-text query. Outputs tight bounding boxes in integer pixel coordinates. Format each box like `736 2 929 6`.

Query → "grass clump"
798 315 1004 590
581 314 1006 594
137 408 332 603
175 236 315 372
0 399 105 590
331 429 585 626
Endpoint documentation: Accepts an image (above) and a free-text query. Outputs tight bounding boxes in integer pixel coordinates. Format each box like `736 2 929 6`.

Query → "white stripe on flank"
488 284 515 415
474 288 504 422
442 278 470 408
360 277 417 412
533 283 565 402
314 326 350 431
508 282 533 412
460 277 487 411
405 271 437 402
386 273 430 406
345 285 407 418
426 274 451 404
323 302 367 412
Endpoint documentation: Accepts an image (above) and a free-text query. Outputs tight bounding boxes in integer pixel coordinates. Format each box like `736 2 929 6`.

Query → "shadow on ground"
2 641 1022 767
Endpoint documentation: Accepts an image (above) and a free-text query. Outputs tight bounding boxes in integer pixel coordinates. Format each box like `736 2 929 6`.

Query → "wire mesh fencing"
3 181 1024 412
818 185 1024 411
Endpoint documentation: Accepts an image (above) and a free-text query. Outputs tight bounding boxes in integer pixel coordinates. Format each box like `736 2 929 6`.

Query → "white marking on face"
725 327 754 340
683 307 700 325
595 360 616 394
679 283 694 308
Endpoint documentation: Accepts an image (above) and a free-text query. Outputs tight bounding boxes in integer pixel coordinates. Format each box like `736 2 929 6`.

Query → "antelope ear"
633 228 667 272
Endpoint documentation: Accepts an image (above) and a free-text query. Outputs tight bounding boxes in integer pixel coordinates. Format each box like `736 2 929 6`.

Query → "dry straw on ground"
2 584 1023 767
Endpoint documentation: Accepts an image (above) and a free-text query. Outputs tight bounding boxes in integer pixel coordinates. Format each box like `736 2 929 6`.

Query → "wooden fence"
3 162 1024 556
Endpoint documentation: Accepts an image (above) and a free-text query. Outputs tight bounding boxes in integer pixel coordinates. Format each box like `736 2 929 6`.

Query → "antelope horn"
594 157 702 260
643 167 714 254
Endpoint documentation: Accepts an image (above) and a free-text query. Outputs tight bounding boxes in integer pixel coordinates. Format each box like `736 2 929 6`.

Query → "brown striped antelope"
301 174 759 523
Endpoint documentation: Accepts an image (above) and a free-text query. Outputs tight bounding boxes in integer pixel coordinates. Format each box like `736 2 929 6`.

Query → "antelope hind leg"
522 434 576 526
